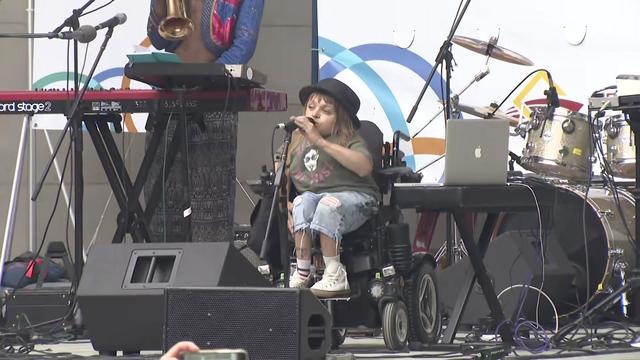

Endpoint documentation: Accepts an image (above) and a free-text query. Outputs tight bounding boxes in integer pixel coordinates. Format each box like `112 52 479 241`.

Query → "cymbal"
452 35 534 66
454 103 519 127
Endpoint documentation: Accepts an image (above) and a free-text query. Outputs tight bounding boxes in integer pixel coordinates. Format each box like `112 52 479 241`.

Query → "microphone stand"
260 130 293 286
32 26 117 282
406 0 472 125
50 0 96 93
409 0 475 179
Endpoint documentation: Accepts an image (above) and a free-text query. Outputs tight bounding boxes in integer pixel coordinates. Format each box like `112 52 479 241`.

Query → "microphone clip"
544 86 560 108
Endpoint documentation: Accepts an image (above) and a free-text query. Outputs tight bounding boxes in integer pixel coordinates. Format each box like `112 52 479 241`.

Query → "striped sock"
296 258 311 277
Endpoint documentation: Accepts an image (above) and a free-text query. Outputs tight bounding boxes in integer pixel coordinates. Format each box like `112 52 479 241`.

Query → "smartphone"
182 349 248 360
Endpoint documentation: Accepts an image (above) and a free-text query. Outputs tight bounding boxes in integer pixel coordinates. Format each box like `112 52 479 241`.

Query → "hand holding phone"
182 349 248 360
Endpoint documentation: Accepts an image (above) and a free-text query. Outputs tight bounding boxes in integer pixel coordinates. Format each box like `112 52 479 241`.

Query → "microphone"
277 117 316 133
544 72 560 108
283 120 298 133
53 25 97 43
95 13 127 31
543 71 560 122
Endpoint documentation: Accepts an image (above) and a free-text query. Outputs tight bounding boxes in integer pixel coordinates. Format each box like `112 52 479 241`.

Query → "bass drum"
495 184 635 316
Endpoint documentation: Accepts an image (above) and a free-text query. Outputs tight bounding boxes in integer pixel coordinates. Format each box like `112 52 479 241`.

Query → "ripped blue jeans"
292 191 378 243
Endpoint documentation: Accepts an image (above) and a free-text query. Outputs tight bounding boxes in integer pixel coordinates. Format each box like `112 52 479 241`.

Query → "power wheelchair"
317 120 441 350
249 120 442 350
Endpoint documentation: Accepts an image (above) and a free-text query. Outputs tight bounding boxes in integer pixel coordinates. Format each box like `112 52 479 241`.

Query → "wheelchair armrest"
377 166 423 184
392 130 411 167
378 166 413 178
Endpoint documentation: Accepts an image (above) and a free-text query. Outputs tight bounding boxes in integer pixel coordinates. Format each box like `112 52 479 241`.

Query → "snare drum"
604 114 635 178
521 107 593 180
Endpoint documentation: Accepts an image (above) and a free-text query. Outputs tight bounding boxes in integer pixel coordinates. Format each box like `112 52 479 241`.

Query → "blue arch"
319 39 447 169
94 67 124 84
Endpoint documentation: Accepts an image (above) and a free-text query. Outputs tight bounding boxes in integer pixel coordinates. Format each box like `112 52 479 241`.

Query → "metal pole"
44 130 76 227
0 117 29 285
28 0 37 252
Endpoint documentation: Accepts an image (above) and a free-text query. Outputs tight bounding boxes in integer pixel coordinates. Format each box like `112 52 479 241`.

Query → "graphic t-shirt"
287 134 380 202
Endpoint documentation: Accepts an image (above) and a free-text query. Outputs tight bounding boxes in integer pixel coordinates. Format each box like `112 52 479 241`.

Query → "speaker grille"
165 289 300 360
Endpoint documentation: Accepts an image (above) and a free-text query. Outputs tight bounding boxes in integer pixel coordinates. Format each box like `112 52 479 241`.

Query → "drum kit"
447 34 637 316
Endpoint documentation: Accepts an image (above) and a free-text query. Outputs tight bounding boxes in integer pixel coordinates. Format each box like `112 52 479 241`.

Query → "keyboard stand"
395 184 557 344
84 111 194 243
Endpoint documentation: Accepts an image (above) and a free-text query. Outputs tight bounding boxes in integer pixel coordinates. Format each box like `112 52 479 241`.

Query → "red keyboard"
0 88 287 115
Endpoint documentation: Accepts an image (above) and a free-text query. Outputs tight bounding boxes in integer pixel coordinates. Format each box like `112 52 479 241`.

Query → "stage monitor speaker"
164 287 331 360
76 242 269 353
438 230 579 327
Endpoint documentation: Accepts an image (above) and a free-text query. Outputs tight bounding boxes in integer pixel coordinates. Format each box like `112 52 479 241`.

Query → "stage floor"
9 334 640 359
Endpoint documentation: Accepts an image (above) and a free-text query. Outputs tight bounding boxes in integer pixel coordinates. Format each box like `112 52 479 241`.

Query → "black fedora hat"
299 78 361 129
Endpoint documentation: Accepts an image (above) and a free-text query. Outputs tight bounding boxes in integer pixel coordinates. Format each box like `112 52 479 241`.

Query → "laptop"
443 118 510 186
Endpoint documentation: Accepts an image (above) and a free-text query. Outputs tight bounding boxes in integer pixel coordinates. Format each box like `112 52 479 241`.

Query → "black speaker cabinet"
5 283 74 333
76 242 269 353
164 287 332 360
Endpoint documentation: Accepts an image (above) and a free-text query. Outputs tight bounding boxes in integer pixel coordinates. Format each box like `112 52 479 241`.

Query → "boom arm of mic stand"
32 27 116 201
0 32 67 39
406 0 472 124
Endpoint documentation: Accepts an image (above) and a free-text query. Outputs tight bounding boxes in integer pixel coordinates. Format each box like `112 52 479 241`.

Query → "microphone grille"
77 24 97 43
116 13 127 25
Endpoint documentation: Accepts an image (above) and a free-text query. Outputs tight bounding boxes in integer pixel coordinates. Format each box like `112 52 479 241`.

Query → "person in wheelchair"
277 78 380 298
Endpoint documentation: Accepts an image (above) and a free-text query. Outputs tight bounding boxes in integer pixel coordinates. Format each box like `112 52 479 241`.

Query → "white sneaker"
289 270 311 288
311 262 350 298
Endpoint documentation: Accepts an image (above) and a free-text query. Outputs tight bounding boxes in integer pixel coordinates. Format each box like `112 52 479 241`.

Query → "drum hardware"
609 248 625 259
619 268 631 318
530 116 542 130
558 146 570 158
598 209 614 218
561 119 576 134
507 152 522 171
513 122 529 138
605 121 620 138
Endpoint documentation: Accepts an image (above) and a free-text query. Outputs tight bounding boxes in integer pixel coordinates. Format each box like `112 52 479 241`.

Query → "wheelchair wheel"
382 301 409 350
405 261 441 345
331 328 347 349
